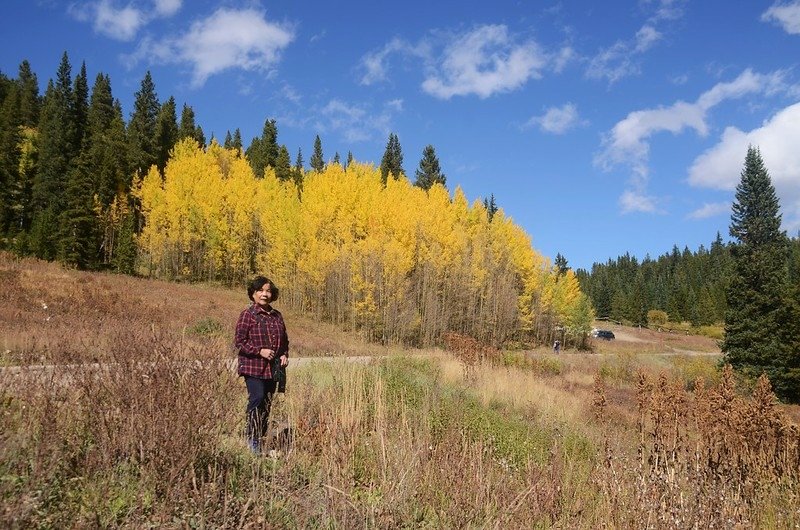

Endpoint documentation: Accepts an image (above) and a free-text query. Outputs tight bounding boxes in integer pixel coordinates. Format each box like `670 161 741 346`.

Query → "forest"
576 233 800 328
0 53 593 349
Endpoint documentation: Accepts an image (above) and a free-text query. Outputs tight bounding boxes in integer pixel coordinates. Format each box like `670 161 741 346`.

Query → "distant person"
235 276 289 454
553 340 561 353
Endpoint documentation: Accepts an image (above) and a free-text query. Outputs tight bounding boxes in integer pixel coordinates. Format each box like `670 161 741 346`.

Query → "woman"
234 276 289 453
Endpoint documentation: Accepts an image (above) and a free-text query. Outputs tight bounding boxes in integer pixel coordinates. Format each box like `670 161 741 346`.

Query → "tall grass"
2 254 799 527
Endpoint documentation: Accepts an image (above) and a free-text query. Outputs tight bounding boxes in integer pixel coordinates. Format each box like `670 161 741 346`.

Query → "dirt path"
599 322 722 355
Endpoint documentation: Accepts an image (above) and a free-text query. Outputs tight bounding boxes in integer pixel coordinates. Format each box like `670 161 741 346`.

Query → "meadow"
1 253 799 528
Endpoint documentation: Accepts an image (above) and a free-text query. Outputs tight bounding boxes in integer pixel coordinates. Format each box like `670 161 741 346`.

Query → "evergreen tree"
114 210 137 274
414 144 446 190
245 118 279 178
310 135 324 172
154 96 178 174
483 194 498 222
345 150 353 171
722 147 798 402
223 130 233 149
178 103 204 147
128 71 159 179
332 151 341 165
379 132 404 185
294 147 305 186
30 53 76 259
0 79 21 241
72 62 89 149
232 128 243 152
17 60 40 127
275 145 292 181
554 253 569 276
59 150 98 268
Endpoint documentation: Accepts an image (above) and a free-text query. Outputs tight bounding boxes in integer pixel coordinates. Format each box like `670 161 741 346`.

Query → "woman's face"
253 283 273 307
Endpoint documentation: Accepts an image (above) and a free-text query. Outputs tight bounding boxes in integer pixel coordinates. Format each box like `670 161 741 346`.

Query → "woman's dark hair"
247 276 279 302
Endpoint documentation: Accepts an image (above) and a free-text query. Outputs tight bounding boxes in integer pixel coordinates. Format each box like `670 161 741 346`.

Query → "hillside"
2 253 799 528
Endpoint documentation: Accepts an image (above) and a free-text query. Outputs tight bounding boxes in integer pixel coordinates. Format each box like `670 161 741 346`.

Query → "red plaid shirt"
235 304 289 379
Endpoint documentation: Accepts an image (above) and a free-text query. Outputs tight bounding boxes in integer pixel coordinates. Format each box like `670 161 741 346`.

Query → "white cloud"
68 0 182 41
319 99 400 143
596 69 791 215
619 190 659 214
359 38 412 85
552 46 576 73
586 0 681 85
421 25 546 99
127 8 295 88
525 103 584 134
153 0 181 17
597 69 786 179
687 202 730 219
762 1 800 34
687 102 800 231
635 25 662 52
586 23 663 84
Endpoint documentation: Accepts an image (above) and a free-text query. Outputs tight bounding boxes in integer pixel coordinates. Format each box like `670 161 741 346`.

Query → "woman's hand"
259 348 275 360
279 354 288 367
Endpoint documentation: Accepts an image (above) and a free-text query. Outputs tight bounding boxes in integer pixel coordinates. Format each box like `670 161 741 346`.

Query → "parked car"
591 329 615 340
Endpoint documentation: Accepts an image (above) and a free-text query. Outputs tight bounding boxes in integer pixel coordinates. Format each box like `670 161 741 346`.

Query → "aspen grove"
135 139 593 348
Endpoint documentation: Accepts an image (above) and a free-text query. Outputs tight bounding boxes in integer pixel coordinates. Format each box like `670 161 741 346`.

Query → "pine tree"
332 151 341 165
59 150 98 268
310 135 324 172
380 132 404 185
722 146 798 402
414 144 446 190
30 53 76 259
0 79 21 241
275 145 292 181
17 60 40 127
483 194 498 222
154 96 178 174
128 71 159 179
294 147 305 186
178 103 204 147
245 118 279 178
223 130 233 149
554 253 569 276
345 150 353 171
232 128 243 152
72 62 89 150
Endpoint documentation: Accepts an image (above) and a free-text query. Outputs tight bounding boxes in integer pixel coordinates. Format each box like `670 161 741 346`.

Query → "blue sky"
3 0 800 270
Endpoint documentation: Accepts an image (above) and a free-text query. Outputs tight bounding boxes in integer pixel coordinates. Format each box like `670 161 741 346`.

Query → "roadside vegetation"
2 255 798 528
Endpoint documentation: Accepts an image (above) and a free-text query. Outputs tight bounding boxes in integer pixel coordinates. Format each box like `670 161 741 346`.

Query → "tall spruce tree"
380 132 404 185
0 80 21 241
17 61 40 127
483 194 498 222
294 147 305 186
245 118 279 178
232 128 243 152
414 144 446 190
72 62 89 149
345 150 353 171
178 103 204 146
128 71 159 178
30 53 76 259
310 135 324 172
154 96 178 174
722 146 798 402
275 145 292 181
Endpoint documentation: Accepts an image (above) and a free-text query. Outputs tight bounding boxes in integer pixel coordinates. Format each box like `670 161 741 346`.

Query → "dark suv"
592 329 615 340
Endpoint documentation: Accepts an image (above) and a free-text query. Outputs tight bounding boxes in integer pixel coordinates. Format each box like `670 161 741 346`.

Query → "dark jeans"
244 376 277 450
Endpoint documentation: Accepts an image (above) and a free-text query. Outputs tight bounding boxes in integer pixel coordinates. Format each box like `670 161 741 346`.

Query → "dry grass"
2 254 799 528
